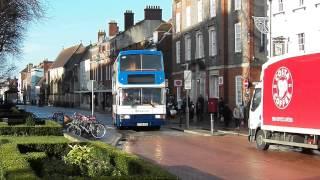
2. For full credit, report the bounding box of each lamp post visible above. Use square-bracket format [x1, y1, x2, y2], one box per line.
[89, 54, 101, 116]
[181, 63, 190, 129]
[269, 0, 272, 58]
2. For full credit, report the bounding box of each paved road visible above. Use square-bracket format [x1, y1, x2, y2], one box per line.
[123, 133, 320, 180]
[17, 105, 121, 144]
[18, 105, 113, 125]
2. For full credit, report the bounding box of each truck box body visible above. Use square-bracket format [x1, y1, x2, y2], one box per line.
[262, 53, 320, 135]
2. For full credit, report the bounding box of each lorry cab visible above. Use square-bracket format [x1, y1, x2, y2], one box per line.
[249, 52, 320, 151]
[249, 82, 262, 130]
[248, 82, 264, 144]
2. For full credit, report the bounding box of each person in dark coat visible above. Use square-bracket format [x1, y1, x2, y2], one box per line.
[218, 97, 225, 121]
[223, 105, 232, 128]
[196, 94, 205, 122]
[189, 101, 195, 121]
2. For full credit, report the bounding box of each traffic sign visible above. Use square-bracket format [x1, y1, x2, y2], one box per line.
[174, 80, 182, 87]
[243, 79, 249, 89]
[184, 70, 192, 90]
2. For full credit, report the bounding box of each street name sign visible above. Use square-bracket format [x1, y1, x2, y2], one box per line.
[184, 70, 192, 90]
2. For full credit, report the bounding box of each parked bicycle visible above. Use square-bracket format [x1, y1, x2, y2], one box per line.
[51, 111, 64, 124]
[66, 112, 106, 139]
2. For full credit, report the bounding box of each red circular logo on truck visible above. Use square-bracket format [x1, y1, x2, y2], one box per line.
[272, 67, 293, 109]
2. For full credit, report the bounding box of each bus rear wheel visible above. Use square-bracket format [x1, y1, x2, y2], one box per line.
[256, 130, 269, 150]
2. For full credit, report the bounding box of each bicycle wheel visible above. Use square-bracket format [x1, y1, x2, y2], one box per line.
[67, 125, 82, 137]
[90, 123, 106, 139]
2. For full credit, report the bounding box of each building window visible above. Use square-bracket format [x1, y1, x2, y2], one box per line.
[260, 33, 266, 52]
[100, 64, 103, 81]
[235, 76, 243, 105]
[298, 33, 305, 51]
[209, 28, 217, 56]
[176, 12, 181, 33]
[186, 6, 191, 27]
[278, 0, 284, 12]
[235, 0, 241, 10]
[176, 2, 181, 33]
[273, 41, 285, 56]
[234, 23, 242, 53]
[107, 65, 109, 81]
[198, 0, 203, 22]
[185, 35, 191, 61]
[176, 41, 181, 64]
[210, 0, 216, 17]
[196, 32, 204, 59]
[209, 75, 219, 98]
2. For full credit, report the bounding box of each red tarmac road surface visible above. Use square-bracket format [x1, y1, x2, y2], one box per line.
[123, 134, 320, 180]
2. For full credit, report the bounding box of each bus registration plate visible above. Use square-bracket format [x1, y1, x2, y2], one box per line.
[137, 123, 148, 126]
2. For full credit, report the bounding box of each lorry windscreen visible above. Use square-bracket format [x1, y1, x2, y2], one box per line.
[251, 88, 261, 111]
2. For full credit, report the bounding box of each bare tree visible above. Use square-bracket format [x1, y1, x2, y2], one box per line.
[0, 0, 45, 61]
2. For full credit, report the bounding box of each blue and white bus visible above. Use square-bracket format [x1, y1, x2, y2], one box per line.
[112, 50, 166, 129]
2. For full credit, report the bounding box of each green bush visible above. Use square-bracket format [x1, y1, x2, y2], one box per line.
[0, 136, 70, 179]
[0, 143, 37, 180]
[18, 143, 70, 157]
[10, 107, 20, 114]
[0, 137, 176, 179]
[41, 158, 80, 178]
[64, 144, 119, 177]
[89, 141, 176, 179]
[0, 120, 63, 136]
[25, 116, 36, 126]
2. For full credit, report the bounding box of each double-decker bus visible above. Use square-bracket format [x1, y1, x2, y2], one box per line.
[112, 50, 166, 129]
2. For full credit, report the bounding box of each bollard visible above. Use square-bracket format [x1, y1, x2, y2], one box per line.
[210, 113, 215, 134]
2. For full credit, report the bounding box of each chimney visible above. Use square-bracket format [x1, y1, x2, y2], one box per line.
[144, 6, 162, 20]
[124, 10, 134, 31]
[109, 20, 119, 37]
[98, 30, 106, 43]
[27, 63, 33, 72]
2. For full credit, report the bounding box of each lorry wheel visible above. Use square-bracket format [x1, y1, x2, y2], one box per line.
[301, 148, 313, 154]
[256, 130, 269, 150]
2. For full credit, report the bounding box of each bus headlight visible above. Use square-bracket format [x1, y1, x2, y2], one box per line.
[120, 115, 130, 119]
[155, 115, 165, 119]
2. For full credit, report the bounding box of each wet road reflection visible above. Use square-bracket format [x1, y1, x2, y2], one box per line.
[123, 134, 320, 180]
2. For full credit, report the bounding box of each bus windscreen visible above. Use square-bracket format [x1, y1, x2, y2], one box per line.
[120, 54, 163, 71]
[120, 88, 164, 106]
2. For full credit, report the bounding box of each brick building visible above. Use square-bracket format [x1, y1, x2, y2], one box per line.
[171, 0, 267, 119]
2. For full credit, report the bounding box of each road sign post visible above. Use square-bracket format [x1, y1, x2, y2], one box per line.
[87, 80, 97, 116]
[184, 70, 192, 129]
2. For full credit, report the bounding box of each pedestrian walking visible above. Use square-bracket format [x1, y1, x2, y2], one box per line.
[196, 94, 205, 122]
[239, 104, 245, 127]
[218, 97, 225, 122]
[189, 101, 195, 121]
[233, 105, 241, 129]
[223, 105, 231, 128]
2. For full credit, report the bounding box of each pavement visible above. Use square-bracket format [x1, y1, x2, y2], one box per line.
[164, 113, 249, 137]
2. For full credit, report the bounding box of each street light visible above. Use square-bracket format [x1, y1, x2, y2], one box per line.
[89, 55, 102, 116]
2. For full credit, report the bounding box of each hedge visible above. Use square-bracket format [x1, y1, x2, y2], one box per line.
[89, 141, 177, 179]
[0, 137, 177, 180]
[0, 136, 70, 179]
[0, 143, 37, 180]
[0, 120, 63, 136]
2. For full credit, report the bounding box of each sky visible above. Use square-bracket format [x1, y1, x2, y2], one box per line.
[13, 0, 172, 75]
